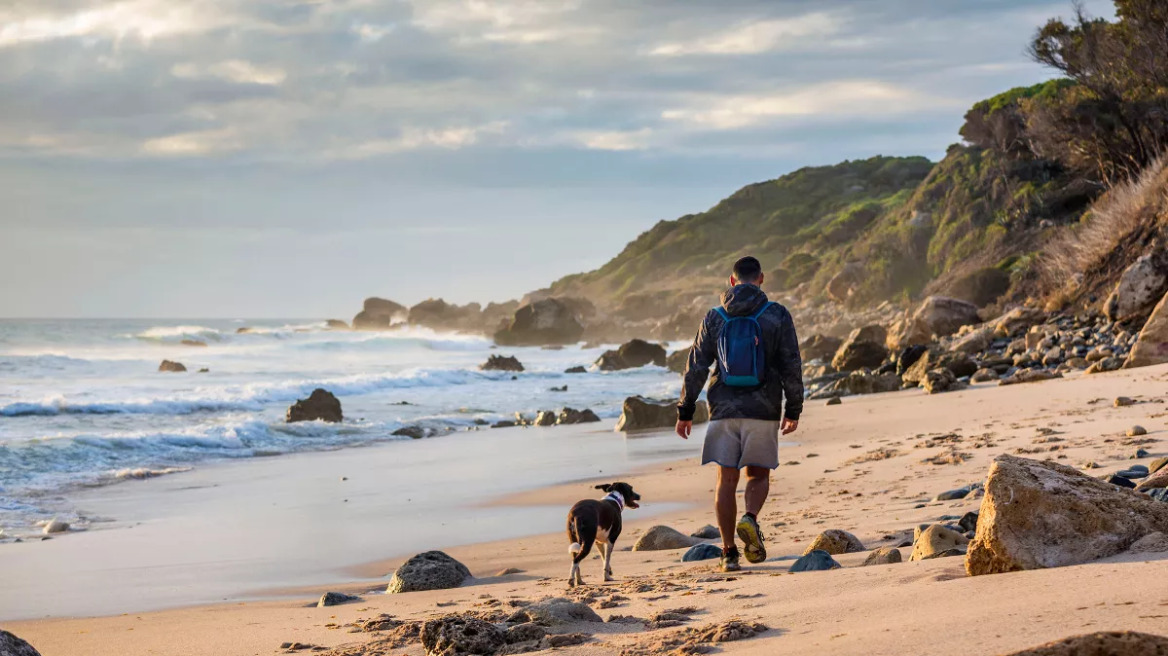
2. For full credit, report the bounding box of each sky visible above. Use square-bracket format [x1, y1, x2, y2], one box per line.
[1, 0, 1116, 319]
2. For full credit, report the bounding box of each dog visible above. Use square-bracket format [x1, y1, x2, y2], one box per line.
[566, 482, 641, 586]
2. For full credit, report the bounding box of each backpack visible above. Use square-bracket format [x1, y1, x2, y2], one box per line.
[713, 302, 774, 387]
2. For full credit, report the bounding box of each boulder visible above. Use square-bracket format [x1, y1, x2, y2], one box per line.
[480, 355, 524, 372]
[800, 334, 843, 362]
[831, 326, 889, 371]
[861, 547, 902, 566]
[1002, 631, 1168, 656]
[947, 267, 1011, 307]
[632, 525, 703, 551]
[804, 529, 864, 555]
[1126, 290, 1168, 368]
[616, 396, 708, 432]
[902, 351, 976, 385]
[1128, 532, 1168, 553]
[557, 408, 600, 425]
[971, 368, 1000, 383]
[408, 298, 482, 332]
[910, 525, 968, 561]
[911, 296, 981, 338]
[494, 299, 585, 346]
[895, 345, 929, 376]
[789, 550, 841, 572]
[826, 262, 864, 302]
[386, 551, 471, 593]
[533, 410, 557, 427]
[998, 370, 1062, 386]
[286, 389, 342, 423]
[949, 326, 993, 354]
[352, 297, 407, 330]
[325, 319, 349, 330]
[690, 524, 720, 539]
[420, 615, 505, 655]
[1104, 254, 1168, 322]
[507, 597, 603, 625]
[666, 349, 689, 374]
[682, 543, 723, 562]
[595, 339, 667, 371]
[886, 315, 931, 351]
[158, 360, 186, 372]
[923, 368, 966, 394]
[317, 591, 361, 607]
[966, 455, 1168, 576]
[0, 631, 41, 656]
[564, 366, 588, 374]
[393, 425, 426, 439]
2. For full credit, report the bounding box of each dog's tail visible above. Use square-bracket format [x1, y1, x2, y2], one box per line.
[569, 542, 582, 555]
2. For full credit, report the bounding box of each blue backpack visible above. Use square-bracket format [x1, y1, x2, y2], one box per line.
[713, 302, 774, 387]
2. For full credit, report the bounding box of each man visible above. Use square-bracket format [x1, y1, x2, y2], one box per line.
[676, 255, 803, 572]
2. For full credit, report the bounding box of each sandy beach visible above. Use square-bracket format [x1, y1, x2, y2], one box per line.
[9, 362, 1168, 656]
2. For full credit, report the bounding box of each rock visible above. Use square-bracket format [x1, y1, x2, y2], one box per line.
[911, 296, 981, 339]
[352, 297, 407, 330]
[992, 307, 1046, 337]
[325, 319, 349, 330]
[317, 591, 360, 607]
[1151, 457, 1168, 474]
[1115, 396, 1136, 407]
[1120, 465, 1152, 479]
[494, 298, 585, 346]
[557, 408, 600, 425]
[820, 371, 900, 397]
[393, 425, 427, 439]
[1104, 474, 1137, 489]
[966, 455, 1168, 575]
[615, 396, 707, 432]
[480, 355, 524, 372]
[934, 487, 970, 501]
[682, 543, 723, 562]
[832, 326, 889, 371]
[1135, 467, 1168, 492]
[1105, 254, 1168, 322]
[504, 623, 546, 644]
[595, 339, 667, 371]
[197, 368, 209, 373]
[958, 511, 979, 533]
[902, 351, 976, 385]
[895, 344, 929, 376]
[923, 368, 966, 394]
[1002, 631, 1168, 655]
[386, 551, 471, 593]
[826, 263, 864, 302]
[1126, 290, 1168, 368]
[0, 631, 41, 656]
[971, 368, 999, 382]
[949, 327, 993, 355]
[507, 597, 603, 625]
[43, 517, 69, 534]
[180, 339, 207, 347]
[665, 349, 689, 374]
[158, 360, 186, 372]
[286, 389, 342, 423]
[690, 524, 720, 539]
[1128, 532, 1168, 553]
[861, 547, 902, 566]
[910, 525, 968, 561]
[420, 615, 505, 655]
[826, 396, 842, 406]
[948, 267, 1011, 306]
[998, 370, 1062, 386]
[533, 410, 557, 427]
[1150, 488, 1168, 502]
[886, 315, 931, 351]
[633, 525, 704, 551]
[1134, 448, 1151, 459]
[1086, 356, 1124, 373]
[789, 549, 841, 572]
[800, 334, 843, 362]
[564, 366, 587, 374]
[804, 529, 865, 555]
[1128, 425, 1148, 437]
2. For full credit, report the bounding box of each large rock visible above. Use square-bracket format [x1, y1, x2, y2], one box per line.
[1003, 631, 1168, 655]
[0, 631, 41, 656]
[386, 551, 471, 593]
[682, 543, 723, 562]
[158, 360, 186, 372]
[826, 262, 865, 303]
[666, 349, 689, 374]
[832, 371, 900, 396]
[595, 339, 667, 371]
[421, 615, 505, 655]
[966, 455, 1168, 576]
[901, 350, 977, 386]
[615, 396, 707, 432]
[800, 334, 843, 362]
[1104, 254, 1168, 322]
[557, 408, 600, 425]
[480, 355, 524, 372]
[352, 297, 407, 330]
[804, 529, 864, 555]
[1126, 290, 1168, 368]
[408, 298, 483, 332]
[507, 597, 603, 625]
[632, 525, 704, 551]
[912, 296, 980, 338]
[949, 326, 994, 354]
[831, 325, 889, 371]
[494, 299, 585, 346]
[286, 388, 342, 423]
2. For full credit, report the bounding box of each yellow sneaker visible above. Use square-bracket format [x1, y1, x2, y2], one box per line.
[736, 514, 766, 564]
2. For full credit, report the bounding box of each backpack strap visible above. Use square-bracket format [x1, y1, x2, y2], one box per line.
[713, 306, 730, 321]
[750, 302, 775, 320]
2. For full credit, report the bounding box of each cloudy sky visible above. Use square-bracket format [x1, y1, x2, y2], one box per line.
[1, 0, 1113, 318]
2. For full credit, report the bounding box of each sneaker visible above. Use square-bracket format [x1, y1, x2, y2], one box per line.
[736, 514, 767, 563]
[720, 546, 742, 572]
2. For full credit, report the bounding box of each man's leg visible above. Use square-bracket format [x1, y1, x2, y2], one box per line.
[743, 466, 770, 517]
[715, 466, 741, 549]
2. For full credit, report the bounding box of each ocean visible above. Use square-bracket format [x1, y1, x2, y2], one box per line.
[0, 319, 684, 538]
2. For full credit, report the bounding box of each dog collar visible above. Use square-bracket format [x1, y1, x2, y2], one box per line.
[604, 491, 625, 510]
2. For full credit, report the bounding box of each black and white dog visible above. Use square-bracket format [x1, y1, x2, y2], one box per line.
[566, 482, 641, 586]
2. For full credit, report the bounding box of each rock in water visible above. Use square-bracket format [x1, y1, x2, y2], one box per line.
[862, 547, 902, 566]
[831, 325, 889, 371]
[910, 525, 968, 561]
[665, 349, 689, 374]
[421, 615, 505, 656]
[286, 389, 342, 423]
[804, 529, 865, 555]
[386, 551, 471, 593]
[480, 355, 524, 372]
[352, 297, 407, 330]
[682, 543, 723, 562]
[1127, 290, 1168, 368]
[632, 525, 703, 551]
[595, 338, 667, 371]
[493, 298, 584, 346]
[615, 396, 708, 432]
[0, 631, 42, 656]
[507, 597, 603, 625]
[1002, 631, 1168, 655]
[789, 550, 841, 572]
[158, 360, 186, 372]
[533, 410, 557, 427]
[564, 365, 588, 374]
[325, 319, 349, 330]
[43, 517, 69, 534]
[966, 455, 1168, 576]
[317, 591, 360, 607]
[557, 408, 600, 425]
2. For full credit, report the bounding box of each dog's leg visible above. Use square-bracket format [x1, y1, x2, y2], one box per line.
[603, 542, 615, 581]
[568, 562, 579, 587]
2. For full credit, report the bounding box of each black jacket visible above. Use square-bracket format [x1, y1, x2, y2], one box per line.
[677, 284, 804, 422]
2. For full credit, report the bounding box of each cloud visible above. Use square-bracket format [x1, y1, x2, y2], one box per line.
[171, 60, 287, 86]
[0, 1, 230, 47]
[647, 12, 841, 56]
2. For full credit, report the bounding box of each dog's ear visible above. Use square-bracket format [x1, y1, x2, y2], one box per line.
[594, 484, 612, 492]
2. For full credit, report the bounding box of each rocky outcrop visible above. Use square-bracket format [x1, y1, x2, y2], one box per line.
[408, 298, 482, 332]
[557, 408, 600, 424]
[804, 529, 864, 555]
[966, 455, 1168, 576]
[1003, 632, 1168, 655]
[325, 319, 349, 330]
[0, 631, 41, 656]
[666, 349, 689, 374]
[158, 360, 186, 372]
[494, 299, 585, 346]
[632, 525, 704, 551]
[1104, 254, 1168, 322]
[480, 355, 524, 372]
[595, 339, 667, 371]
[387, 551, 472, 593]
[800, 334, 843, 362]
[286, 389, 342, 423]
[615, 396, 708, 432]
[1126, 290, 1168, 368]
[831, 325, 889, 371]
[826, 262, 864, 303]
[421, 615, 505, 655]
[352, 297, 407, 330]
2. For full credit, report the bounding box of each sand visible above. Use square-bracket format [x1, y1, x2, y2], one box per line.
[8, 363, 1168, 655]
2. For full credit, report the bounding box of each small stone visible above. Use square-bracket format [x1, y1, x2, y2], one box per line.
[1128, 426, 1148, 437]
[804, 529, 864, 555]
[788, 549, 841, 572]
[1149, 489, 1168, 502]
[826, 397, 842, 406]
[317, 591, 361, 607]
[933, 487, 970, 501]
[1118, 465, 1150, 479]
[909, 525, 969, 561]
[1115, 396, 1136, 407]
[682, 543, 723, 562]
[861, 547, 902, 566]
[1104, 474, 1137, 489]
[1134, 448, 1151, 458]
[690, 525, 720, 539]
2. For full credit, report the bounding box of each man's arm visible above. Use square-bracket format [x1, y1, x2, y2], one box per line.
[774, 307, 804, 424]
[678, 311, 717, 422]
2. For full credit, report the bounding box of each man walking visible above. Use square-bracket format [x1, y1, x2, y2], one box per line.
[676, 256, 803, 572]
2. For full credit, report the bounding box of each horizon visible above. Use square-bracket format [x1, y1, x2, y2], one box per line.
[1, 0, 1115, 319]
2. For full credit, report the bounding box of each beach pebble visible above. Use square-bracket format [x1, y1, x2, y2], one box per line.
[825, 397, 842, 406]
[965, 487, 985, 500]
[958, 511, 979, 533]
[43, 518, 69, 534]
[1134, 447, 1151, 458]
[933, 487, 970, 501]
[682, 543, 723, 562]
[632, 525, 702, 551]
[910, 525, 968, 561]
[1104, 474, 1137, 489]
[317, 591, 361, 607]
[1128, 426, 1148, 437]
[690, 524, 720, 539]
[804, 529, 864, 555]
[788, 549, 841, 572]
[1115, 396, 1136, 407]
[1117, 465, 1149, 479]
[386, 551, 471, 594]
[861, 547, 902, 566]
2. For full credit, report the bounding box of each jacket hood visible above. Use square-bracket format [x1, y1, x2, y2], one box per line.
[719, 284, 769, 317]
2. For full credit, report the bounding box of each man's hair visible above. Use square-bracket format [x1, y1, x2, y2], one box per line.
[732, 256, 763, 283]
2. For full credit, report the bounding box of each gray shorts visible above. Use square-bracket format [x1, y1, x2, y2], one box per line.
[701, 418, 781, 470]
